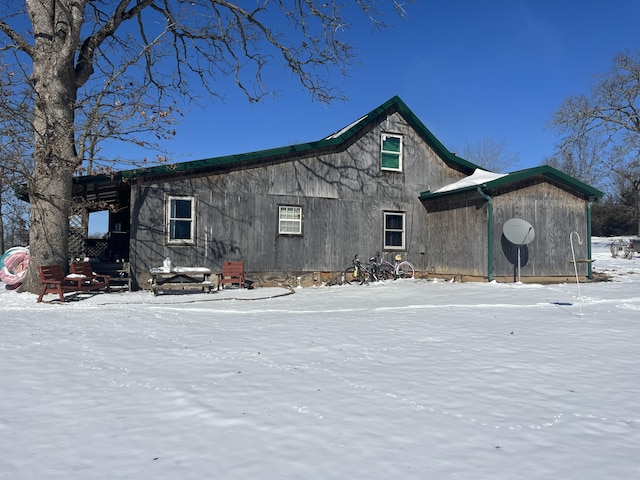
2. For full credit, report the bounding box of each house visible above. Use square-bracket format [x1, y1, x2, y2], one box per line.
[69, 96, 603, 289]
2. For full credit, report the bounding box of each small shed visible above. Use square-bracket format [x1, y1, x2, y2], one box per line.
[419, 166, 603, 282]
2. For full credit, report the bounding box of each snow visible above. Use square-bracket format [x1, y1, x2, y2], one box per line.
[149, 266, 213, 274]
[433, 168, 508, 193]
[1, 238, 639, 479]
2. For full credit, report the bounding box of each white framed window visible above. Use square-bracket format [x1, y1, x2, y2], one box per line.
[167, 195, 195, 244]
[381, 133, 403, 171]
[383, 211, 405, 249]
[278, 205, 302, 235]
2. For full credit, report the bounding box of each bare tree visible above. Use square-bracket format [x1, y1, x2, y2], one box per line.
[458, 137, 520, 173]
[0, 183, 30, 251]
[0, 62, 32, 255]
[0, 167, 5, 255]
[0, 147, 31, 254]
[552, 50, 640, 234]
[543, 132, 611, 192]
[0, 0, 410, 293]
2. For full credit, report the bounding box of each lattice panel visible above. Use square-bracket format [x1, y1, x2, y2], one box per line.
[69, 204, 88, 260]
[85, 239, 108, 259]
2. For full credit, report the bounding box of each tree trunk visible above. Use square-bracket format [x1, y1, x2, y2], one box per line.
[0, 192, 5, 255]
[19, 0, 84, 294]
[636, 185, 640, 237]
[19, 164, 75, 293]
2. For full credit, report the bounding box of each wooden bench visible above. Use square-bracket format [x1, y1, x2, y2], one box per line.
[70, 261, 112, 293]
[37, 265, 104, 303]
[218, 261, 245, 290]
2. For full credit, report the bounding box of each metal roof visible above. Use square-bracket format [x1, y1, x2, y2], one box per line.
[71, 95, 479, 195]
[419, 165, 604, 201]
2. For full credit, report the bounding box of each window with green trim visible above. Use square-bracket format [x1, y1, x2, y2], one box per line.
[381, 134, 403, 171]
[383, 211, 405, 249]
[167, 196, 195, 244]
[278, 206, 302, 235]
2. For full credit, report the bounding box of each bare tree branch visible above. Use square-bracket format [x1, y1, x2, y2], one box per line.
[458, 137, 520, 173]
[551, 49, 640, 234]
[0, 21, 33, 57]
[0, 0, 412, 293]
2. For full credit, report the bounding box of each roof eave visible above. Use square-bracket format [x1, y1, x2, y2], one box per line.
[419, 165, 605, 201]
[484, 165, 604, 199]
[419, 184, 481, 201]
[72, 95, 479, 185]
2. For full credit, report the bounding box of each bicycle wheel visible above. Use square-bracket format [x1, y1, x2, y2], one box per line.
[395, 261, 415, 279]
[379, 261, 395, 280]
[342, 266, 365, 284]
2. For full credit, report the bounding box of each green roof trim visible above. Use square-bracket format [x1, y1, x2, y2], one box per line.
[419, 165, 604, 201]
[73, 95, 478, 187]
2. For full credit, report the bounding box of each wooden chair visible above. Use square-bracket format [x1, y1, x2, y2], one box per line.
[37, 265, 90, 303]
[218, 261, 245, 290]
[70, 261, 111, 293]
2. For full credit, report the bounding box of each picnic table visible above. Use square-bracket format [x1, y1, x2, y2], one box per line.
[150, 266, 216, 295]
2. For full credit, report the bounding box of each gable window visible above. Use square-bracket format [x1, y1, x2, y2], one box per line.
[279, 205, 302, 235]
[381, 133, 403, 171]
[167, 196, 195, 244]
[383, 212, 405, 249]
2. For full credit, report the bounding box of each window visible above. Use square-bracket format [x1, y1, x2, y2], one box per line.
[279, 206, 302, 235]
[381, 133, 402, 171]
[384, 212, 405, 249]
[167, 196, 195, 244]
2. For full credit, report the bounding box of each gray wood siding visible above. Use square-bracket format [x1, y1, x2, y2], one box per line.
[492, 181, 590, 278]
[128, 111, 461, 287]
[420, 180, 591, 280]
[422, 192, 488, 276]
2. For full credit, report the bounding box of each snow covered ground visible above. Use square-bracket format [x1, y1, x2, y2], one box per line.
[1, 238, 639, 479]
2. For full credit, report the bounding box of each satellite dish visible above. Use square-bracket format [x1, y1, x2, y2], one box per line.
[503, 218, 535, 245]
[502, 218, 535, 283]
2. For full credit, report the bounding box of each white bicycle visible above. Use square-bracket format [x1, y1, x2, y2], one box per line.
[379, 252, 415, 280]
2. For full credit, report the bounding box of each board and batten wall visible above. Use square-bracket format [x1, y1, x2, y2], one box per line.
[420, 178, 592, 281]
[491, 179, 591, 279]
[421, 191, 489, 277]
[128, 111, 467, 288]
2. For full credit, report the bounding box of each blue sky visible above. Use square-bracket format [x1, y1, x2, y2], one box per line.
[91, 0, 639, 232]
[116, 0, 640, 172]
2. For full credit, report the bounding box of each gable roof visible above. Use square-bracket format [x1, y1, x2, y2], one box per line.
[419, 165, 604, 201]
[73, 95, 478, 192]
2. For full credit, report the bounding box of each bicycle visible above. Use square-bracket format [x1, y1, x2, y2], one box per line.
[341, 254, 367, 284]
[372, 251, 395, 280]
[341, 253, 408, 285]
[341, 254, 390, 284]
[380, 252, 415, 279]
[370, 252, 395, 281]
